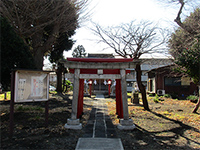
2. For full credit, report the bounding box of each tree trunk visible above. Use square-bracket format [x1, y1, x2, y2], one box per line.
[192, 85, 200, 113]
[174, 0, 197, 35]
[193, 98, 200, 113]
[63, 73, 66, 92]
[33, 48, 44, 70]
[32, 33, 45, 70]
[56, 63, 63, 93]
[135, 64, 150, 111]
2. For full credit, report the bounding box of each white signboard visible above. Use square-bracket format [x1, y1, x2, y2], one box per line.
[14, 70, 50, 102]
[18, 79, 26, 100]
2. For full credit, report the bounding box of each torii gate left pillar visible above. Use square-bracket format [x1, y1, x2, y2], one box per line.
[64, 68, 82, 129]
[62, 58, 139, 130]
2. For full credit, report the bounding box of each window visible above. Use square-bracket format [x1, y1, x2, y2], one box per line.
[148, 78, 155, 92]
[164, 77, 181, 86]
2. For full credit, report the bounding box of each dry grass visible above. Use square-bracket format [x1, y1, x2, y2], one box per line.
[107, 95, 200, 149]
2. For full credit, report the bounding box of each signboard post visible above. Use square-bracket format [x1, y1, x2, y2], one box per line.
[9, 70, 50, 138]
[9, 71, 15, 138]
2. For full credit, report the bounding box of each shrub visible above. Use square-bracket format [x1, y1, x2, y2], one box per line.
[154, 98, 159, 103]
[163, 94, 172, 98]
[186, 95, 198, 103]
[148, 93, 155, 97]
[65, 80, 71, 85]
[170, 93, 179, 99]
[153, 94, 160, 103]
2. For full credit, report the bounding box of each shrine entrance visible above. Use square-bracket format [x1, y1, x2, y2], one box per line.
[61, 58, 139, 130]
[93, 79, 108, 94]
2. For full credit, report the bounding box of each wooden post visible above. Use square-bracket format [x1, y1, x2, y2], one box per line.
[89, 84, 92, 97]
[77, 79, 84, 118]
[88, 79, 92, 97]
[116, 79, 119, 117]
[108, 79, 111, 96]
[108, 84, 111, 96]
[4, 92, 7, 100]
[45, 101, 49, 127]
[9, 71, 15, 138]
[116, 79, 123, 118]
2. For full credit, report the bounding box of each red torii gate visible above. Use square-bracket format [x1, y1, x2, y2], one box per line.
[62, 58, 139, 130]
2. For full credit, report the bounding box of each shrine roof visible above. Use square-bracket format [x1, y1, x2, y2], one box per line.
[67, 58, 134, 62]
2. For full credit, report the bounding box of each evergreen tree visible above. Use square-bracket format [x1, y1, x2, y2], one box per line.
[168, 8, 200, 113]
[0, 17, 35, 90]
[48, 31, 75, 93]
[72, 45, 86, 58]
[168, 8, 200, 84]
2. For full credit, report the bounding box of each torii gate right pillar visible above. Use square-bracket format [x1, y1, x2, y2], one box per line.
[117, 69, 135, 130]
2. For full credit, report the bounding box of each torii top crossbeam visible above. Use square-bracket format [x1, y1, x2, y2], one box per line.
[61, 58, 140, 80]
[62, 58, 139, 69]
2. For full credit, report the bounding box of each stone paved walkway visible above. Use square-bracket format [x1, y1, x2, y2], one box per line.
[83, 94, 117, 138]
[75, 94, 124, 150]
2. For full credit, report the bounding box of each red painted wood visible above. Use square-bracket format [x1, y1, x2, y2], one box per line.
[69, 69, 121, 74]
[77, 80, 81, 118]
[116, 79, 120, 118]
[108, 79, 112, 96]
[88, 79, 92, 97]
[103, 69, 120, 74]
[69, 69, 130, 75]
[126, 70, 131, 74]
[80, 80, 84, 118]
[70, 69, 98, 74]
[77, 79, 84, 118]
[67, 58, 133, 62]
[89, 84, 92, 97]
[81, 69, 97, 74]
[116, 79, 123, 118]
[108, 85, 111, 96]
[69, 68, 74, 74]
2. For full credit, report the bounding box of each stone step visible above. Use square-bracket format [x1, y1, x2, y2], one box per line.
[95, 94, 105, 99]
[75, 138, 124, 150]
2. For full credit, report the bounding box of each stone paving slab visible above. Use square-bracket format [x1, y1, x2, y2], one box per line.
[75, 138, 124, 150]
[78, 94, 123, 149]
[95, 94, 105, 99]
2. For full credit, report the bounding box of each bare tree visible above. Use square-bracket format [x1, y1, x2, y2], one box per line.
[91, 21, 168, 111]
[174, 0, 196, 34]
[158, 0, 199, 35]
[0, 0, 89, 69]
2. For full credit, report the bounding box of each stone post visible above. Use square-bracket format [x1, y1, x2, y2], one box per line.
[120, 69, 129, 120]
[64, 69, 82, 129]
[117, 69, 135, 130]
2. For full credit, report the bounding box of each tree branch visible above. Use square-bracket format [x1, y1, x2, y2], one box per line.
[174, 0, 197, 35]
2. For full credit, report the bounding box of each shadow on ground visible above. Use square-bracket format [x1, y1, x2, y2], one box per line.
[117, 109, 200, 150]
